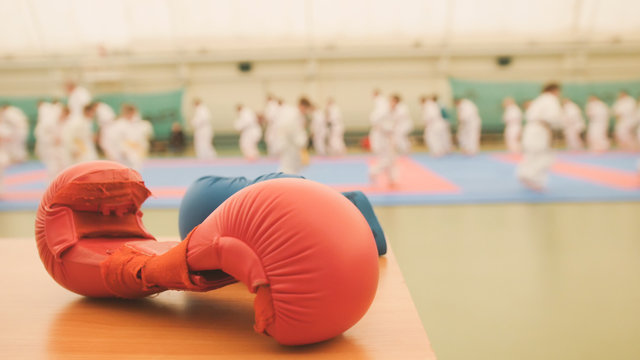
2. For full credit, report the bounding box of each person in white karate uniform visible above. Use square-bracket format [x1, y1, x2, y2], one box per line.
[561, 98, 586, 151]
[110, 104, 153, 171]
[191, 99, 216, 160]
[0, 113, 15, 195]
[326, 98, 346, 156]
[65, 81, 92, 117]
[35, 101, 54, 163]
[263, 95, 281, 156]
[585, 96, 611, 152]
[502, 97, 523, 153]
[47, 107, 73, 180]
[516, 83, 563, 190]
[234, 104, 262, 161]
[369, 90, 390, 155]
[35, 101, 66, 179]
[612, 91, 638, 150]
[63, 104, 98, 164]
[369, 96, 399, 186]
[421, 95, 452, 157]
[1, 105, 29, 163]
[390, 94, 413, 155]
[92, 102, 117, 160]
[273, 98, 310, 174]
[310, 104, 327, 156]
[455, 98, 482, 155]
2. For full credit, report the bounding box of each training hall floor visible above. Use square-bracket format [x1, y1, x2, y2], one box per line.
[1, 150, 639, 360]
[1, 150, 639, 211]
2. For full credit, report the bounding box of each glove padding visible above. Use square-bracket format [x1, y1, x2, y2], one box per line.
[179, 173, 387, 255]
[35, 161, 379, 345]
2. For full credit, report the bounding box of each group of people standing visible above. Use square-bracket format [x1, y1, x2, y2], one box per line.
[368, 90, 482, 185]
[32, 82, 153, 182]
[502, 90, 640, 155]
[189, 95, 347, 173]
[0, 105, 29, 193]
[502, 88, 640, 190]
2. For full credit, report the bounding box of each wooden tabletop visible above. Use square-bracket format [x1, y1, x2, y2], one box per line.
[0, 238, 436, 359]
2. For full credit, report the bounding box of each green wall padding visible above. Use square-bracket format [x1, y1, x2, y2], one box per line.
[0, 88, 184, 147]
[449, 78, 640, 132]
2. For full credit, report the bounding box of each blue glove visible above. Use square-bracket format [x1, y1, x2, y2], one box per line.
[178, 173, 387, 255]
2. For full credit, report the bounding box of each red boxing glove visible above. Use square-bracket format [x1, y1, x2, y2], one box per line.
[35, 161, 379, 345]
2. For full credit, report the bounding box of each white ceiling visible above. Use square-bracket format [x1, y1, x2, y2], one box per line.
[1, 0, 639, 57]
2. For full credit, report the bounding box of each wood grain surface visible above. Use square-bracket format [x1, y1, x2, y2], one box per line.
[0, 238, 435, 359]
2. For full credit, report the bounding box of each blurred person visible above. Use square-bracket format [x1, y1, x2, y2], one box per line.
[612, 91, 638, 150]
[326, 98, 346, 156]
[390, 94, 413, 154]
[63, 104, 98, 164]
[0, 114, 13, 194]
[45, 107, 72, 180]
[502, 97, 523, 153]
[517, 83, 563, 190]
[234, 104, 262, 161]
[263, 94, 281, 156]
[455, 98, 482, 155]
[65, 81, 92, 117]
[585, 96, 611, 152]
[561, 98, 586, 151]
[1, 104, 29, 163]
[369, 95, 399, 187]
[191, 98, 216, 159]
[421, 95, 452, 157]
[35, 102, 64, 178]
[369, 89, 390, 155]
[169, 122, 186, 154]
[637, 97, 640, 146]
[273, 97, 310, 174]
[92, 102, 117, 160]
[110, 104, 153, 171]
[35, 100, 55, 162]
[310, 104, 327, 155]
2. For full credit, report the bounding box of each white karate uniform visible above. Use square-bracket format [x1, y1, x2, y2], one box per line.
[2, 106, 29, 163]
[586, 99, 611, 152]
[503, 104, 523, 153]
[311, 109, 327, 156]
[0, 118, 14, 194]
[111, 117, 153, 170]
[562, 101, 586, 151]
[35, 102, 55, 163]
[391, 102, 413, 155]
[326, 103, 346, 156]
[273, 105, 307, 174]
[516, 92, 562, 189]
[456, 99, 482, 155]
[422, 99, 452, 156]
[234, 106, 262, 160]
[95, 103, 117, 160]
[62, 114, 97, 164]
[67, 86, 92, 117]
[369, 95, 390, 154]
[264, 100, 280, 156]
[47, 116, 71, 180]
[369, 105, 398, 183]
[191, 104, 216, 159]
[612, 96, 638, 150]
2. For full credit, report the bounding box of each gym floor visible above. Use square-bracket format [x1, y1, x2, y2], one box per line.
[1, 146, 639, 360]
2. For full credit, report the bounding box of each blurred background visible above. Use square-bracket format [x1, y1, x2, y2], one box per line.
[1, 0, 639, 144]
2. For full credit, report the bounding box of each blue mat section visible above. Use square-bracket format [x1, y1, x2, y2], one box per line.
[1, 152, 639, 211]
